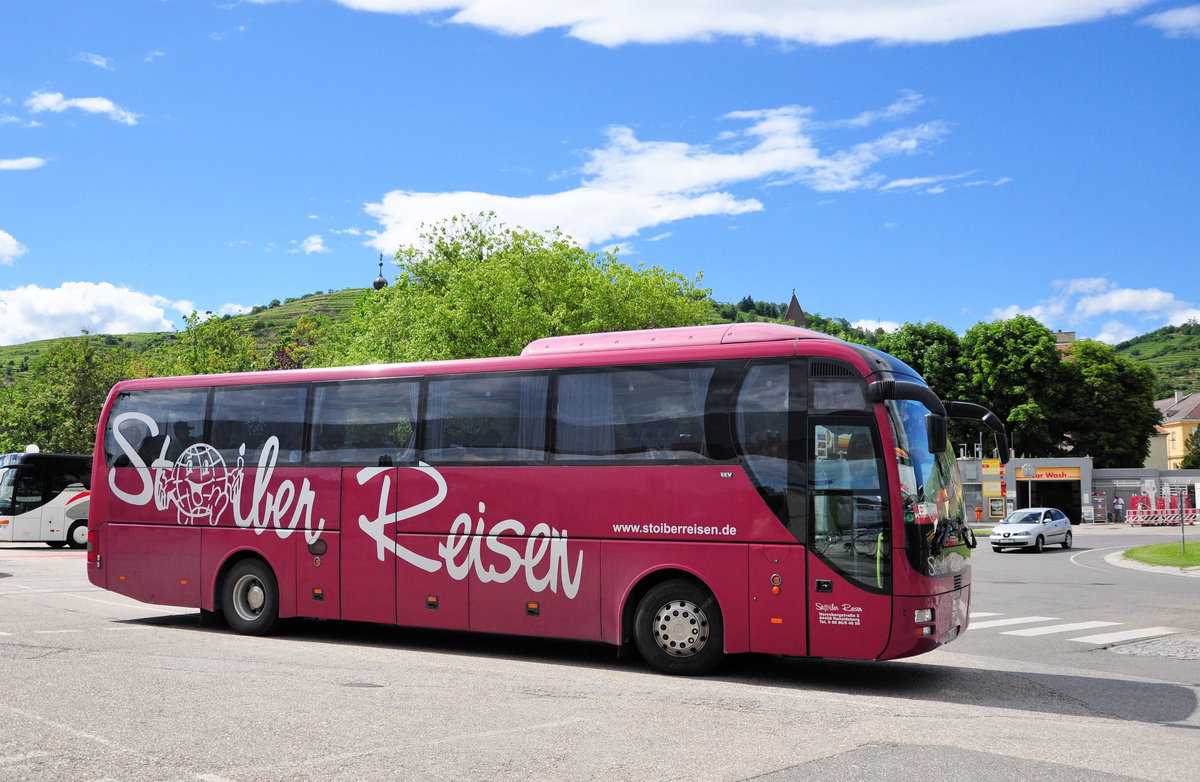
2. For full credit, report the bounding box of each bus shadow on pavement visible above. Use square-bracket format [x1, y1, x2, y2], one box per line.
[720, 654, 1198, 727]
[114, 612, 1196, 727]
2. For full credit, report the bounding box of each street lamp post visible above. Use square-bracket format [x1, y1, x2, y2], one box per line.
[1021, 463, 1036, 508]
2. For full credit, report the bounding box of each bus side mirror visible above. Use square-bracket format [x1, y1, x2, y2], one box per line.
[926, 414, 947, 454]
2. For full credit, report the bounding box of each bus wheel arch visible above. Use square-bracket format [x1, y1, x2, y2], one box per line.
[218, 556, 280, 636]
[626, 572, 725, 676]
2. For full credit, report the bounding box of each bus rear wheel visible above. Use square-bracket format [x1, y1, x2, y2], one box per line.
[222, 559, 279, 636]
[633, 579, 724, 676]
[66, 522, 88, 549]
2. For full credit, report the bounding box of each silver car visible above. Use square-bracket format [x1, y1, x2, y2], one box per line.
[989, 507, 1073, 553]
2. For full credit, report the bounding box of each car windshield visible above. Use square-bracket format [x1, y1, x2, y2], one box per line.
[1002, 511, 1042, 524]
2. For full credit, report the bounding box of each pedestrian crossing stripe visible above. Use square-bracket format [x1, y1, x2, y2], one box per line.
[967, 614, 1187, 644]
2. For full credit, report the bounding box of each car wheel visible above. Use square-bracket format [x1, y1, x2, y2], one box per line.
[1033, 535, 1044, 553]
[1061, 530, 1072, 550]
[633, 579, 724, 676]
[222, 559, 279, 636]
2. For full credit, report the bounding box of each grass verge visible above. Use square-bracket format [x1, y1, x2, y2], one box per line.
[1124, 541, 1200, 568]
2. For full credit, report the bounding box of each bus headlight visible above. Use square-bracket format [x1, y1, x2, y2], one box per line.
[914, 608, 934, 623]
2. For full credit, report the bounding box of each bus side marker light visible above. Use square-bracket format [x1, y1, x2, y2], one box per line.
[771, 618, 783, 624]
[313, 588, 324, 601]
[526, 602, 540, 617]
[180, 579, 188, 586]
[119, 575, 126, 581]
[426, 595, 438, 610]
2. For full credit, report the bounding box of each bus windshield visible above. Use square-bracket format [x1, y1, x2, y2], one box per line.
[886, 399, 965, 529]
[0, 467, 14, 515]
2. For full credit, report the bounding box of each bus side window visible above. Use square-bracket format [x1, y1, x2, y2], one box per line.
[424, 374, 548, 463]
[104, 389, 207, 468]
[210, 385, 308, 465]
[555, 366, 714, 461]
[310, 379, 419, 466]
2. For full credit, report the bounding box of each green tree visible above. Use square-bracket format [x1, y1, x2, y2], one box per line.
[1179, 427, 1200, 470]
[0, 333, 134, 453]
[875, 322, 965, 404]
[333, 213, 711, 364]
[961, 316, 1065, 457]
[1058, 340, 1161, 467]
[151, 311, 262, 376]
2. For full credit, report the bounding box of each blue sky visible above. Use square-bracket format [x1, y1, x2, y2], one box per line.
[2, 1, 1198, 347]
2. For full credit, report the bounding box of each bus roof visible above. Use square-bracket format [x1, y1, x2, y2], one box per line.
[521, 323, 839, 356]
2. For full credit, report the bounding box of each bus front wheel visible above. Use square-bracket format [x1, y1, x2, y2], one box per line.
[222, 559, 279, 636]
[633, 579, 724, 676]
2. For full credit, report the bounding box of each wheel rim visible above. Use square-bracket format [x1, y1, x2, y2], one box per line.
[232, 573, 266, 621]
[651, 599, 710, 657]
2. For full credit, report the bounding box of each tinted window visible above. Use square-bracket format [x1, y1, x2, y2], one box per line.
[210, 384, 308, 465]
[425, 374, 548, 463]
[811, 420, 890, 591]
[811, 378, 869, 414]
[735, 363, 790, 499]
[105, 388, 208, 468]
[555, 366, 715, 461]
[310, 379, 418, 466]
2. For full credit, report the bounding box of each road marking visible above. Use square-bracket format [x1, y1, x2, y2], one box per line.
[66, 593, 194, 614]
[967, 616, 1057, 630]
[968, 612, 1003, 618]
[33, 629, 83, 635]
[1069, 627, 1186, 644]
[1003, 620, 1122, 637]
[0, 750, 49, 765]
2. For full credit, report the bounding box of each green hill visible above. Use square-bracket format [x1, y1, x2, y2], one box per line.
[0, 288, 367, 381]
[1114, 322, 1200, 396]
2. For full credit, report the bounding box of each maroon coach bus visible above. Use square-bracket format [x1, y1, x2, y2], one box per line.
[87, 323, 1006, 675]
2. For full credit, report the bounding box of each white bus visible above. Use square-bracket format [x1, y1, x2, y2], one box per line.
[0, 452, 92, 548]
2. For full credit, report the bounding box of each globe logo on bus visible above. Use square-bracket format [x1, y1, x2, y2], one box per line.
[154, 442, 243, 526]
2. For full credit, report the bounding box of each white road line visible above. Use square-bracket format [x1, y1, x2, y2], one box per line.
[967, 616, 1057, 630]
[1002, 620, 1121, 637]
[1069, 627, 1186, 644]
[0, 750, 49, 765]
[66, 593, 194, 614]
[968, 612, 1003, 618]
[33, 629, 83, 635]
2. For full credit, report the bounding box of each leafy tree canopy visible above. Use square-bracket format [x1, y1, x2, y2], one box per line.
[332, 213, 711, 364]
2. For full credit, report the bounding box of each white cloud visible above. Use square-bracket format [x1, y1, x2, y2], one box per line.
[0, 157, 47, 171]
[25, 91, 139, 125]
[0, 230, 28, 265]
[992, 277, 1198, 343]
[218, 302, 253, 316]
[1095, 320, 1140, 344]
[0, 283, 192, 346]
[145, 50, 166, 63]
[1073, 286, 1178, 318]
[332, 1, 1153, 46]
[75, 52, 114, 70]
[291, 234, 330, 254]
[366, 101, 948, 252]
[1140, 4, 1200, 37]
[852, 319, 901, 333]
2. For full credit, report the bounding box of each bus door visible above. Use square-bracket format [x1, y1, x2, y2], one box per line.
[9, 466, 48, 541]
[806, 410, 893, 660]
[735, 362, 808, 655]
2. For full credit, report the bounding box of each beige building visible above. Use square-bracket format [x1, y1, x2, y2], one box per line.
[1157, 391, 1200, 469]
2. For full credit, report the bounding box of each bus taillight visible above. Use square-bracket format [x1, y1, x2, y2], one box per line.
[86, 529, 98, 565]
